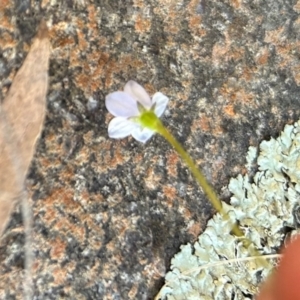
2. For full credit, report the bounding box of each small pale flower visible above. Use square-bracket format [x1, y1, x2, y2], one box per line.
[105, 80, 169, 143]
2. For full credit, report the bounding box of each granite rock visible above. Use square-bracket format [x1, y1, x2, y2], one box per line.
[0, 0, 300, 299]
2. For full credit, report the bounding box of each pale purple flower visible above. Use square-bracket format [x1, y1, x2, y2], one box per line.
[105, 80, 169, 143]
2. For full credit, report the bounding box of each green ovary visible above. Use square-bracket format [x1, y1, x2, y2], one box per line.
[139, 110, 161, 132]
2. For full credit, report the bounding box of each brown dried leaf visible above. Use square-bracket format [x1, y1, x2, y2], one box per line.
[0, 21, 50, 237]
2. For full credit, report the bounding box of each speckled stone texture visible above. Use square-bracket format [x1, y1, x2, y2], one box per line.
[0, 0, 300, 299]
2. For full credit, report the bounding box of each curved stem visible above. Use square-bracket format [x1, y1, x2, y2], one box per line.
[154, 119, 269, 267]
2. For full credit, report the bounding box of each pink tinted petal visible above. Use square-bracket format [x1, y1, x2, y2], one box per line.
[108, 117, 138, 139]
[131, 127, 154, 143]
[106, 91, 139, 117]
[152, 92, 169, 117]
[124, 80, 152, 109]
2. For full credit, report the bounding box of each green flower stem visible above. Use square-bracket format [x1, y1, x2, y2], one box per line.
[156, 120, 241, 234]
[140, 111, 269, 267]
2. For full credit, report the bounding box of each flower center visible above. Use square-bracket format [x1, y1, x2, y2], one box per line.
[139, 110, 160, 131]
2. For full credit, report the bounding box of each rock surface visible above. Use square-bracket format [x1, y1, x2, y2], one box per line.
[0, 0, 300, 299]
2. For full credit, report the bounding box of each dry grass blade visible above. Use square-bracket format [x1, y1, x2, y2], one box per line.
[0, 20, 50, 300]
[0, 20, 50, 237]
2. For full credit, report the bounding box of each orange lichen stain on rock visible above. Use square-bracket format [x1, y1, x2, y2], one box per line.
[60, 192, 82, 211]
[120, 53, 144, 69]
[144, 83, 156, 96]
[104, 54, 143, 88]
[278, 44, 300, 78]
[133, 153, 143, 165]
[135, 14, 151, 33]
[54, 218, 86, 242]
[54, 36, 74, 49]
[50, 237, 67, 261]
[70, 47, 81, 67]
[52, 266, 68, 286]
[77, 28, 89, 51]
[94, 51, 110, 72]
[237, 88, 254, 105]
[211, 124, 224, 136]
[230, 0, 241, 9]
[102, 262, 118, 282]
[212, 42, 228, 64]
[76, 145, 90, 164]
[277, 44, 293, 63]
[45, 188, 80, 211]
[255, 47, 269, 65]
[0, 31, 16, 49]
[166, 152, 179, 177]
[168, 24, 180, 35]
[189, 15, 206, 36]
[114, 31, 122, 44]
[22, 41, 31, 53]
[212, 33, 244, 65]
[42, 207, 58, 224]
[105, 239, 117, 254]
[228, 46, 244, 62]
[87, 236, 102, 252]
[89, 52, 111, 91]
[181, 206, 192, 220]
[128, 284, 139, 299]
[144, 167, 162, 190]
[112, 217, 129, 238]
[187, 0, 199, 11]
[109, 146, 130, 169]
[84, 213, 103, 230]
[187, 0, 204, 34]
[294, 17, 300, 31]
[264, 27, 285, 45]
[138, 256, 148, 265]
[163, 185, 177, 204]
[220, 83, 254, 107]
[49, 22, 75, 49]
[41, 0, 50, 9]
[240, 66, 256, 82]
[59, 166, 76, 184]
[223, 104, 236, 117]
[83, 130, 95, 145]
[291, 65, 300, 86]
[32, 260, 41, 272]
[87, 4, 99, 36]
[92, 144, 111, 171]
[0, 14, 15, 32]
[275, 41, 300, 85]
[155, 0, 181, 34]
[74, 38, 144, 92]
[45, 132, 64, 156]
[264, 26, 300, 84]
[133, 0, 144, 7]
[74, 72, 92, 93]
[192, 114, 211, 133]
[189, 14, 201, 29]
[212, 156, 226, 177]
[0, 0, 10, 9]
[175, 89, 189, 102]
[76, 190, 91, 207]
[167, 10, 181, 34]
[294, 0, 300, 12]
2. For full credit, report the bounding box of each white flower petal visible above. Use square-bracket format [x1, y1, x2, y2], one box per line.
[152, 92, 169, 117]
[124, 80, 152, 109]
[131, 127, 154, 143]
[108, 117, 139, 139]
[106, 91, 139, 117]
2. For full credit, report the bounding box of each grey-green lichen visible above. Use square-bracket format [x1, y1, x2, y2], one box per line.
[156, 121, 300, 300]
